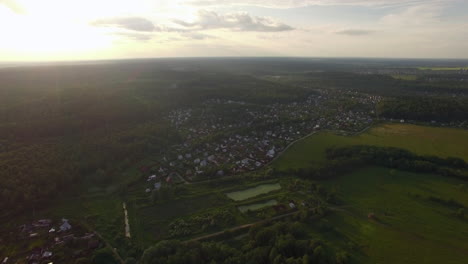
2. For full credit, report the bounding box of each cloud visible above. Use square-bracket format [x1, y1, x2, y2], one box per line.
[173, 10, 294, 32]
[0, 0, 24, 13]
[91, 17, 156, 32]
[182, 32, 215, 40]
[183, 0, 448, 9]
[114, 32, 154, 41]
[335, 29, 375, 36]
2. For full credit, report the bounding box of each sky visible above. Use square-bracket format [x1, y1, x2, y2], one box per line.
[0, 0, 467, 61]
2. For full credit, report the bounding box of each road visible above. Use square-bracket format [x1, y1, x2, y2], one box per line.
[123, 202, 131, 238]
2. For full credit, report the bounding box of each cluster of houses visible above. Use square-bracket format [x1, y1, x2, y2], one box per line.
[2, 219, 100, 264]
[143, 91, 379, 192]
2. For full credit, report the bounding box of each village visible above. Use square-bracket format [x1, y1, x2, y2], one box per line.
[1, 218, 102, 264]
[141, 90, 381, 192]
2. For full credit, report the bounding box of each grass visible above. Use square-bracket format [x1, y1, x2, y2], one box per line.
[226, 183, 281, 201]
[270, 123, 468, 263]
[238, 199, 278, 213]
[273, 123, 468, 171]
[391, 74, 418, 80]
[323, 167, 468, 264]
[131, 193, 231, 245]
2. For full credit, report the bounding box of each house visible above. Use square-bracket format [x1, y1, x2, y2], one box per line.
[49, 228, 56, 233]
[154, 182, 162, 190]
[60, 219, 71, 232]
[33, 219, 52, 228]
[147, 175, 157, 182]
[289, 202, 296, 209]
[166, 176, 173, 184]
[266, 148, 275, 158]
[42, 251, 53, 258]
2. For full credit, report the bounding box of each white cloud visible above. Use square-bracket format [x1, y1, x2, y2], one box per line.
[91, 17, 156, 32]
[335, 29, 375, 36]
[183, 0, 449, 9]
[173, 10, 294, 32]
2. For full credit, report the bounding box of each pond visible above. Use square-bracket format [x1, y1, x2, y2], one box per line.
[226, 183, 281, 201]
[238, 199, 278, 213]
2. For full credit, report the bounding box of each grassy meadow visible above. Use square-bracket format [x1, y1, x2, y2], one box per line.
[323, 167, 468, 264]
[271, 123, 468, 263]
[273, 123, 468, 171]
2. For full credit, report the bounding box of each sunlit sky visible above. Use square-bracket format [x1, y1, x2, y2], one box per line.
[1, 0, 467, 61]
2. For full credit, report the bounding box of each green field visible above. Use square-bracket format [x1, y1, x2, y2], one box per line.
[226, 183, 281, 201]
[273, 123, 468, 171]
[271, 123, 468, 264]
[391, 74, 418, 80]
[323, 167, 468, 264]
[238, 199, 278, 213]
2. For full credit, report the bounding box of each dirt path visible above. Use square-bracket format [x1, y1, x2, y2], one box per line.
[186, 210, 299, 243]
[123, 202, 131, 238]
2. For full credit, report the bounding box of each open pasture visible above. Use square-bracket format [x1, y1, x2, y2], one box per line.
[323, 166, 468, 264]
[273, 123, 468, 170]
[226, 183, 281, 201]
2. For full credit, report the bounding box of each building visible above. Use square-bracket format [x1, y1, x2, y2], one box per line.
[60, 219, 72, 232]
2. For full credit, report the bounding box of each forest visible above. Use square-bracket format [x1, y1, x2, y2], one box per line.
[377, 97, 468, 122]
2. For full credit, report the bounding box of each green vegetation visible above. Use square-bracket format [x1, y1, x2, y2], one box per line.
[377, 97, 468, 122]
[323, 167, 468, 264]
[2, 59, 468, 263]
[391, 74, 417, 80]
[238, 199, 278, 213]
[226, 183, 281, 201]
[273, 123, 468, 171]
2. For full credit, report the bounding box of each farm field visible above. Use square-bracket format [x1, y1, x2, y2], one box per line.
[391, 74, 417, 80]
[322, 166, 468, 264]
[273, 123, 468, 171]
[226, 183, 281, 201]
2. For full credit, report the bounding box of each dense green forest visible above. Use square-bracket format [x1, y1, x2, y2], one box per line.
[0, 63, 314, 216]
[377, 97, 468, 122]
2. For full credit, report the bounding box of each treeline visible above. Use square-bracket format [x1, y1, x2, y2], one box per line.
[140, 220, 350, 264]
[296, 72, 468, 96]
[377, 97, 468, 122]
[325, 145, 467, 180]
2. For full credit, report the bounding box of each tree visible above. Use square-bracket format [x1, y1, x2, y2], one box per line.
[91, 248, 118, 264]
